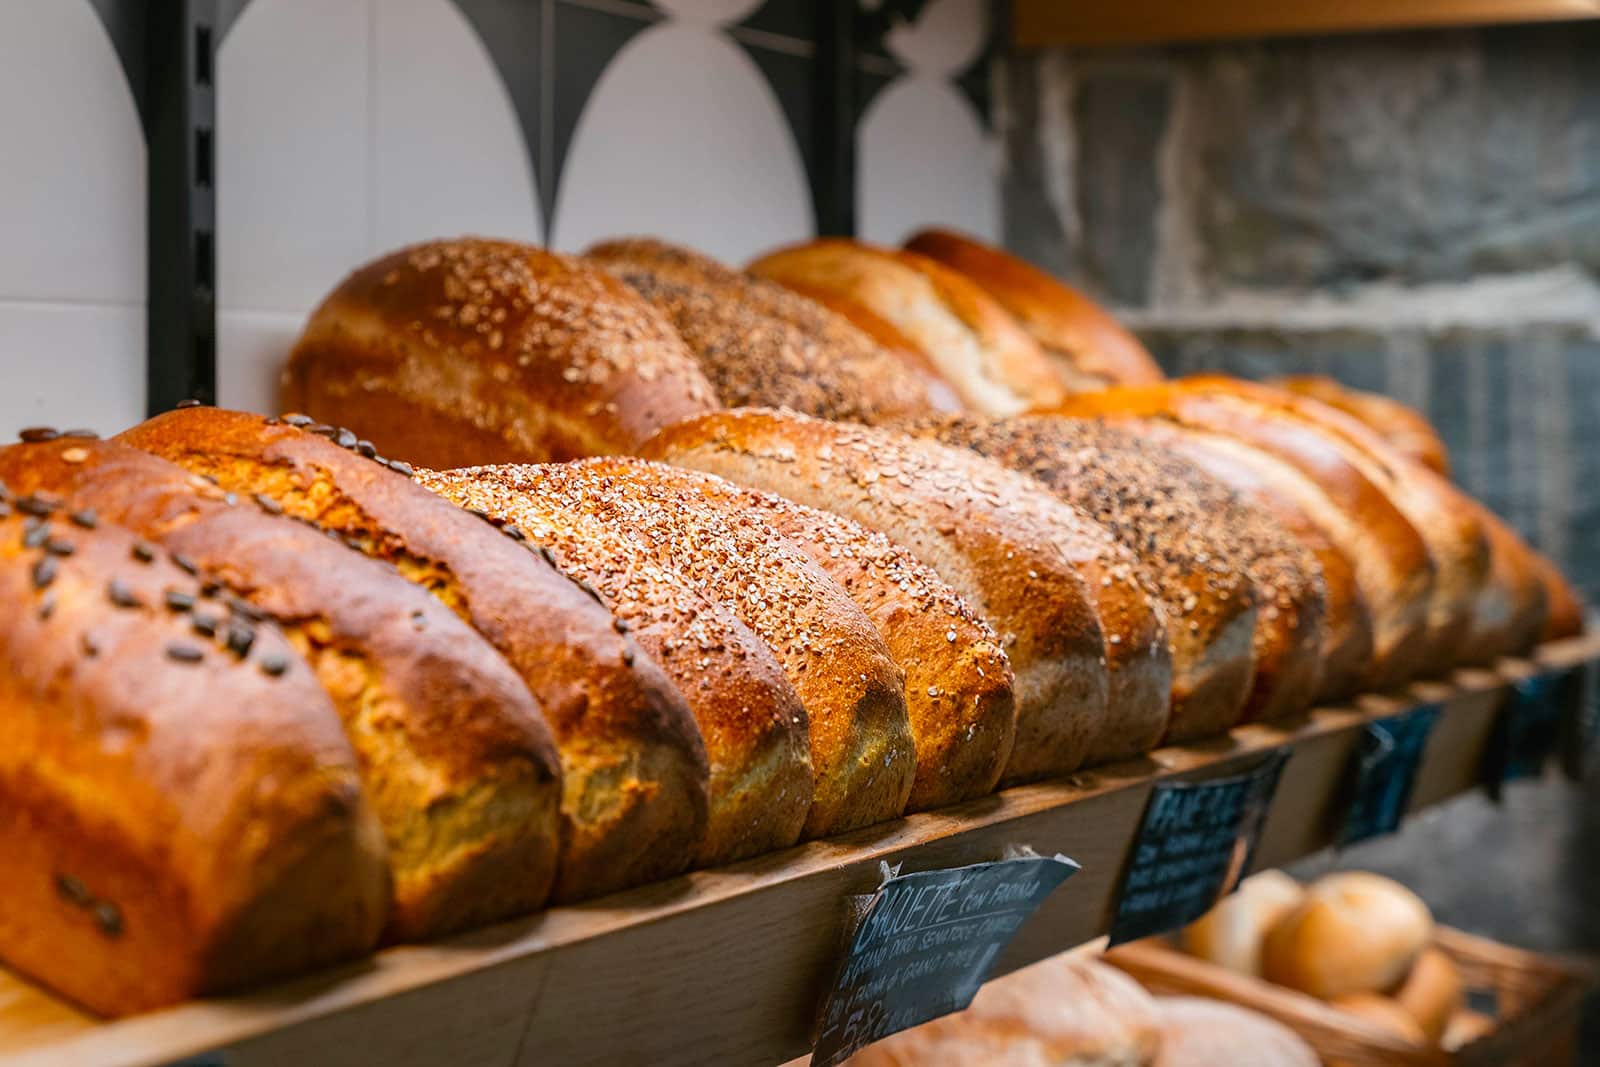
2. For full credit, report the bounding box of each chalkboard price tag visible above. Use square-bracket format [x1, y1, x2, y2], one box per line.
[1107, 749, 1289, 947]
[1486, 665, 1587, 797]
[810, 853, 1079, 1066]
[1339, 702, 1440, 845]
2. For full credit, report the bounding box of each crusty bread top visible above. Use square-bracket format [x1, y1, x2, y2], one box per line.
[905, 228, 1166, 391]
[748, 239, 1067, 416]
[585, 237, 948, 423]
[1274, 374, 1450, 476]
[283, 237, 719, 463]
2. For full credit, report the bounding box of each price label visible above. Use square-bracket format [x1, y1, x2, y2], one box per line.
[1486, 665, 1587, 797]
[1107, 749, 1288, 946]
[1340, 703, 1440, 845]
[810, 853, 1079, 1066]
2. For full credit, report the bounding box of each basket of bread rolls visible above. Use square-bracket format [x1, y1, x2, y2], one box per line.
[1104, 871, 1592, 1066]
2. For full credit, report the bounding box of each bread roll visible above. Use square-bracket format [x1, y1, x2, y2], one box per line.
[1153, 997, 1320, 1067]
[1442, 1009, 1496, 1050]
[905, 228, 1166, 391]
[0, 438, 569, 936]
[749, 239, 1068, 415]
[1181, 870, 1305, 978]
[580, 459, 1016, 810]
[903, 414, 1313, 735]
[0, 484, 388, 1015]
[1328, 992, 1428, 1043]
[842, 956, 1161, 1066]
[1392, 947, 1463, 1042]
[1129, 419, 1376, 701]
[116, 408, 714, 892]
[435, 459, 915, 838]
[1274, 374, 1450, 476]
[584, 237, 950, 422]
[1261, 872, 1433, 1000]
[641, 408, 1116, 782]
[1053, 385, 1437, 687]
[281, 237, 718, 466]
[415, 466, 810, 864]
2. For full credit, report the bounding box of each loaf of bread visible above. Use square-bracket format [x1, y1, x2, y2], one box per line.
[584, 238, 951, 423]
[1053, 385, 1438, 687]
[1274, 374, 1450, 476]
[116, 408, 713, 894]
[1530, 547, 1585, 642]
[1392, 946, 1463, 1042]
[903, 414, 1313, 734]
[281, 238, 719, 467]
[580, 457, 1016, 811]
[1260, 872, 1433, 1000]
[1459, 499, 1551, 663]
[904, 228, 1166, 391]
[641, 409, 1118, 782]
[1153, 996, 1320, 1067]
[432, 459, 914, 838]
[1129, 419, 1376, 701]
[0, 438, 568, 938]
[842, 956, 1161, 1066]
[0, 481, 388, 1016]
[1181, 870, 1305, 978]
[749, 240, 1068, 416]
[1328, 992, 1429, 1043]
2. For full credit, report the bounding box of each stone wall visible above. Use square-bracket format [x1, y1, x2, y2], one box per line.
[1000, 22, 1600, 599]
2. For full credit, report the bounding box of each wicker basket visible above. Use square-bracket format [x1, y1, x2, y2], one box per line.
[1105, 927, 1591, 1067]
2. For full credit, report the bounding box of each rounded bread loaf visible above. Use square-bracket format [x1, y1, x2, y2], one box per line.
[281, 237, 719, 467]
[0, 438, 568, 937]
[0, 482, 388, 1016]
[582, 457, 1016, 811]
[1273, 374, 1450, 476]
[1127, 419, 1376, 701]
[1458, 498, 1551, 663]
[748, 239, 1068, 416]
[905, 228, 1166, 391]
[450, 458, 915, 838]
[1529, 547, 1584, 642]
[116, 407, 712, 896]
[1260, 871, 1434, 1000]
[842, 956, 1162, 1066]
[414, 466, 812, 864]
[641, 408, 1114, 783]
[1392, 946, 1464, 1042]
[584, 237, 949, 423]
[1153, 996, 1320, 1067]
[1328, 992, 1429, 1043]
[1180, 869, 1305, 978]
[1051, 384, 1437, 687]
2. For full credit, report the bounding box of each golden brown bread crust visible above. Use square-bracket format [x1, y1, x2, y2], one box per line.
[1530, 547, 1585, 642]
[444, 459, 914, 838]
[587, 459, 1017, 811]
[281, 237, 719, 467]
[1130, 421, 1377, 702]
[1185, 377, 1488, 673]
[641, 408, 1114, 783]
[115, 408, 711, 896]
[0, 485, 388, 1016]
[905, 228, 1166, 391]
[414, 468, 812, 864]
[1153, 996, 1320, 1067]
[1459, 499, 1551, 662]
[748, 239, 1068, 416]
[1274, 374, 1451, 476]
[1051, 385, 1438, 688]
[0, 439, 565, 938]
[903, 414, 1323, 732]
[584, 238, 947, 423]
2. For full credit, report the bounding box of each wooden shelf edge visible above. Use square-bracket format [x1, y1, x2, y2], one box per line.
[4, 632, 1597, 1067]
[1012, 0, 1600, 49]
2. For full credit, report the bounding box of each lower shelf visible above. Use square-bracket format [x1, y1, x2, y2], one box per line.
[3, 634, 1596, 1067]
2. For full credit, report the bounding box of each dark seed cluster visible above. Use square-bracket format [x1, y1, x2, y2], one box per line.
[276, 411, 414, 477]
[54, 872, 126, 937]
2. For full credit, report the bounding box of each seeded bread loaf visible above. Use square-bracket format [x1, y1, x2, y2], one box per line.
[413, 469, 813, 864]
[904, 228, 1166, 391]
[748, 240, 1067, 416]
[0, 438, 570, 937]
[641, 408, 1118, 781]
[1273, 374, 1450, 476]
[116, 408, 712, 893]
[903, 415, 1323, 730]
[0, 479, 389, 1017]
[281, 238, 719, 467]
[584, 238, 950, 423]
[580, 457, 1016, 811]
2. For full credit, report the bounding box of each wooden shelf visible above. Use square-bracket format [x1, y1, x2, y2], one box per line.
[1013, 0, 1600, 48]
[3, 634, 1596, 1067]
